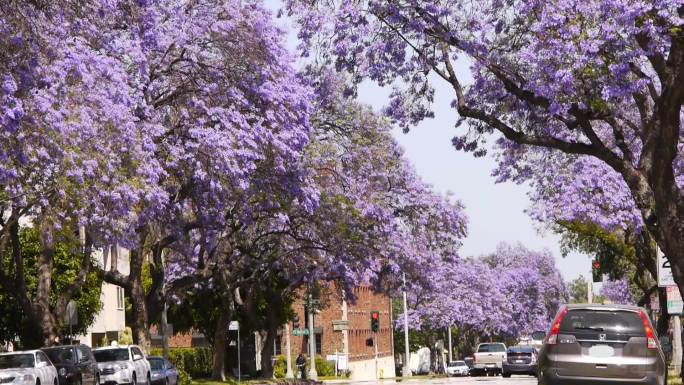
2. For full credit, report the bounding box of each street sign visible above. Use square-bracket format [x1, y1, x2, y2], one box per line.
[651, 293, 660, 311]
[332, 320, 349, 331]
[293, 329, 309, 336]
[667, 286, 683, 315]
[229, 321, 239, 331]
[658, 247, 675, 287]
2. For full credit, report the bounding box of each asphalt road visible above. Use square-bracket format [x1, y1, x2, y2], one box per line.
[325, 375, 537, 385]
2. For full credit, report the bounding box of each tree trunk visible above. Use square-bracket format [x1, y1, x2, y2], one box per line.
[260, 323, 278, 378]
[128, 248, 151, 352]
[37, 223, 59, 346]
[211, 293, 233, 381]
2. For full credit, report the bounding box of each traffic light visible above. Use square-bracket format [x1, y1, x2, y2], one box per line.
[592, 260, 602, 282]
[370, 311, 380, 332]
[366, 338, 374, 347]
[293, 314, 300, 330]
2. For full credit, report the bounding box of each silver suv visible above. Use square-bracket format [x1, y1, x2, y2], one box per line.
[538, 304, 666, 385]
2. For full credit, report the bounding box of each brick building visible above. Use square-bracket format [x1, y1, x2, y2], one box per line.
[279, 285, 395, 381]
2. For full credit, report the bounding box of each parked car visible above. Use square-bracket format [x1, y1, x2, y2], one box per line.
[502, 346, 537, 378]
[472, 342, 507, 376]
[92, 346, 150, 385]
[0, 350, 58, 385]
[145, 357, 178, 385]
[42, 345, 99, 385]
[446, 360, 469, 377]
[538, 304, 667, 385]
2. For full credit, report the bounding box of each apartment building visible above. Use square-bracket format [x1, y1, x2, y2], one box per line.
[75, 245, 129, 347]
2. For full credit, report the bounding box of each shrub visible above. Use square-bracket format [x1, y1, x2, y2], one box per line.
[149, 348, 213, 379]
[272, 356, 337, 378]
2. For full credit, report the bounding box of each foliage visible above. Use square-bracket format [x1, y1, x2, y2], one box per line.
[149, 348, 214, 380]
[283, 0, 684, 300]
[271, 355, 335, 379]
[401, 243, 567, 339]
[600, 279, 636, 305]
[567, 276, 589, 304]
[118, 327, 134, 345]
[0, 226, 102, 348]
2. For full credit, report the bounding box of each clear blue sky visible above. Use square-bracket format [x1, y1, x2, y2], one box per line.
[265, 0, 593, 281]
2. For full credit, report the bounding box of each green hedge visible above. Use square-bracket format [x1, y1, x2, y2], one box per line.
[149, 347, 213, 379]
[273, 356, 337, 378]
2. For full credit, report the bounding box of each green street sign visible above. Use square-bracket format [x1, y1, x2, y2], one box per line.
[293, 328, 310, 336]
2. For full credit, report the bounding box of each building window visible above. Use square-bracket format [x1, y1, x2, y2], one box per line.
[315, 333, 322, 355]
[116, 286, 124, 310]
[274, 336, 282, 356]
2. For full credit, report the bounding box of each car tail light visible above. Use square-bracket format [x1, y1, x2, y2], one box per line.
[547, 307, 569, 345]
[639, 310, 658, 349]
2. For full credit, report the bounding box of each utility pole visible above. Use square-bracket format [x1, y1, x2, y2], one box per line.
[308, 293, 318, 380]
[402, 273, 411, 377]
[285, 323, 294, 379]
[587, 280, 593, 304]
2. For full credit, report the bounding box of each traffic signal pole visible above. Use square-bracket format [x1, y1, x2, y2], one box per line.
[285, 323, 294, 379]
[308, 295, 318, 380]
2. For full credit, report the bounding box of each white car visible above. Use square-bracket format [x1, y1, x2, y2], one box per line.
[92, 346, 150, 385]
[0, 350, 59, 385]
[446, 360, 470, 377]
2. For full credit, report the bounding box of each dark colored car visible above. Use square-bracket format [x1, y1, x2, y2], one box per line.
[537, 304, 666, 385]
[42, 345, 100, 385]
[502, 346, 537, 377]
[146, 357, 178, 385]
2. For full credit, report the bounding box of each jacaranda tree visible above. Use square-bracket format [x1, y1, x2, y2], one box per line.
[284, 0, 684, 295]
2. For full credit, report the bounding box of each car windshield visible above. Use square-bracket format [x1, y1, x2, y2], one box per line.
[43, 347, 75, 364]
[559, 310, 645, 336]
[450, 361, 465, 366]
[148, 359, 164, 370]
[93, 349, 130, 362]
[478, 344, 506, 352]
[0, 354, 35, 369]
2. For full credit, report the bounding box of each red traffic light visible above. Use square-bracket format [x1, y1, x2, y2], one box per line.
[593, 261, 601, 269]
[371, 311, 379, 319]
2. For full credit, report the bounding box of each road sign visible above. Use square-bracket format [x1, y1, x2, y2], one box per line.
[667, 286, 683, 315]
[229, 321, 239, 331]
[332, 320, 349, 331]
[658, 247, 676, 287]
[293, 329, 309, 336]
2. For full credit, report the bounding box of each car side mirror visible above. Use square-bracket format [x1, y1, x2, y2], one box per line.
[133, 354, 142, 361]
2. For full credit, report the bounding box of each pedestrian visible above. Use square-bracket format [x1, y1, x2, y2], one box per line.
[296, 353, 307, 380]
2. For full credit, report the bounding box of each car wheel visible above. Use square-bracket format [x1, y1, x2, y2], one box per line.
[95, 375, 100, 385]
[36, 379, 40, 385]
[503, 372, 511, 378]
[147, 373, 151, 385]
[132, 373, 137, 385]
